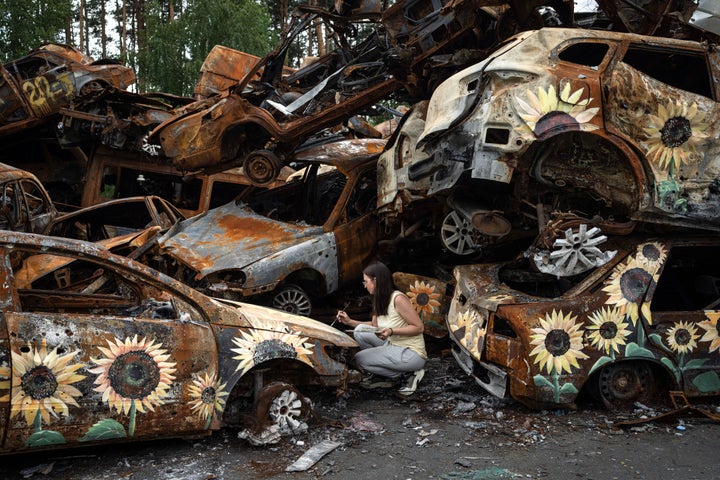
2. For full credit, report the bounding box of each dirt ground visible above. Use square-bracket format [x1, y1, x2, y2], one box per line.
[4, 355, 719, 480]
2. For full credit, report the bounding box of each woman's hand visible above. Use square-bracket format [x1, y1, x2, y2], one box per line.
[336, 310, 351, 325]
[376, 327, 393, 340]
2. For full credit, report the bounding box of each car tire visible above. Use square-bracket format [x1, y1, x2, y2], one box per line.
[272, 284, 312, 316]
[597, 361, 657, 410]
[254, 382, 313, 440]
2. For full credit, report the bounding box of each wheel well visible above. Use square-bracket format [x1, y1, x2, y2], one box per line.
[521, 131, 641, 218]
[282, 268, 326, 298]
[221, 123, 270, 164]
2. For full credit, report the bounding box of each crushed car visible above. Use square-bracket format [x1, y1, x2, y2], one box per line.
[0, 231, 359, 453]
[0, 43, 135, 137]
[150, 0, 574, 182]
[446, 235, 720, 410]
[378, 27, 720, 276]
[152, 139, 385, 317]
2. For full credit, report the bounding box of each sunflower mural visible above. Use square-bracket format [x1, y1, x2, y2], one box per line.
[515, 83, 599, 139]
[699, 312, 720, 354]
[635, 241, 667, 273]
[87, 335, 176, 438]
[602, 257, 655, 330]
[643, 101, 709, 175]
[529, 310, 588, 403]
[188, 371, 229, 429]
[231, 324, 313, 376]
[407, 280, 441, 317]
[0, 363, 9, 402]
[587, 306, 631, 357]
[8, 340, 85, 447]
[448, 309, 486, 358]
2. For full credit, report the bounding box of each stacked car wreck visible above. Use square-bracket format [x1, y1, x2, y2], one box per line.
[1, 0, 720, 456]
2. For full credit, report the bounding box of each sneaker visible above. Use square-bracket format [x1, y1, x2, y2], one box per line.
[398, 369, 425, 396]
[359, 374, 395, 389]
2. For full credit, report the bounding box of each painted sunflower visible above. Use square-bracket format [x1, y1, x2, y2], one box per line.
[698, 312, 720, 354]
[515, 83, 599, 137]
[529, 310, 589, 375]
[586, 306, 631, 355]
[89, 335, 177, 415]
[644, 101, 709, 173]
[10, 340, 85, 426]
[188, 371, 229, 424]
[665, 321, 699, 355]
[635, 242, 667, 272]
[232, 325, 313, 375]
[602, 257, 655, 325]
[449, 309, 486, 357]
[0, 364, 10, 402]
[407, 280, 441, 316]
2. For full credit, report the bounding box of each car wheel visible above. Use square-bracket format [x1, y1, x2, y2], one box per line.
[597, 361, 656, 410]
[440, 210, 477, 256]
[241, 382, 313, 445]
[272, 284, 312, 316]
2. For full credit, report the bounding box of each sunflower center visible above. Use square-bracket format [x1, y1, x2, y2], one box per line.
[108, 351, 161, 399]
[619, 267, 653, 303]
[253, 339, 298, 364]
[674, 328, 691, 346]
[534, 111, 579, 136]
[660, 116, 692, 148]
[201, 386, 216, 405]
[599, 321, 618, 340]
[416, 292, 430, 306]
[544, 329, 571, 357]
[641, 244, 661, 262]
[21, 365, 58, 400]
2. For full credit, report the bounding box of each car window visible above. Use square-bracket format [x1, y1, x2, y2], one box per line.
[622, 45, 714, 99]
[650, 245, 720, 312]
[0, 181, 20, 228]
[19, 178, 50, 217]
[9, 247, 195, 321]
[558, 42, 610, 68]
[346, 168, 377, 221]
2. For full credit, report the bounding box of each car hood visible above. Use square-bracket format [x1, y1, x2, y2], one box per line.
[217, 298, 358, 348]
[157, 201, 323, 279]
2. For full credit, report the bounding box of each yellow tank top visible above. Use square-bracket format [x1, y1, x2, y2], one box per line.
[376, 291, 427, 359]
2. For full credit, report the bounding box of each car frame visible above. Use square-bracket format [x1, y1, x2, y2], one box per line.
[0, 231, 358, 453]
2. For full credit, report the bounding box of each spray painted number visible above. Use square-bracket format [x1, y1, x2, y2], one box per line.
[22, 73, 74, 117]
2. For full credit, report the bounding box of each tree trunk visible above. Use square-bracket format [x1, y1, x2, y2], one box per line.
[120, 0, 127, 62]
[79, 0, 86, 52]
[101, 0, 107, 57]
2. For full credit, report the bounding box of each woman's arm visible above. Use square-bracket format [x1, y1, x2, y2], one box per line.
[336, 310, 376, 328]
[378, 294, 424, 339]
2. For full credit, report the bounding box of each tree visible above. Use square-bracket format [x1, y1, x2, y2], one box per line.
[0, 0, 73, 61]
[139, 0, 275, 96]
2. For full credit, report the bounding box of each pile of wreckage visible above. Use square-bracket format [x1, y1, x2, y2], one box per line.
[0, 0, 719, 453]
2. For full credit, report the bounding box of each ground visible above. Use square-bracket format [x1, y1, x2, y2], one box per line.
[4, 355, 719, 480]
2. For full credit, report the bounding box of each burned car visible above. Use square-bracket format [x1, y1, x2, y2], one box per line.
[447, 236, 720, 410]
[0, 162, 57, 233]
[0, 43, 135, 137]
[154, 139, 384, 316]
[0, 231, 359, 453]
[378, 28, 720, 275]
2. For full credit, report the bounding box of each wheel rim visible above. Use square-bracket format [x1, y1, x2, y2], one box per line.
[268, 389, 304, 432]
[272, 287, 312, 316]
[440, 210, 476, 255]
[534, 224, 616, 277]
[598, 362, 654, 409]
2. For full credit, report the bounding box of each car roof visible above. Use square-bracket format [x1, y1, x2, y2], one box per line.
[0, 162, 43, 183]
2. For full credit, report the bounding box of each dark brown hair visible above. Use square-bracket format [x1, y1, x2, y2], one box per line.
[363, 261, 394, 316]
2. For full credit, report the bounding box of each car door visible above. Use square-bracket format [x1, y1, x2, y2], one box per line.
[17, 178, 56, 234]
[602, 40, 720, 226]
[332, 165, 379, 288]
[2, 243, 217, 452]
[645, 242, 720, 397]
[0, 63, 31, 132]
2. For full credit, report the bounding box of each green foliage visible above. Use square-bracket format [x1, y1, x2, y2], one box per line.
[0, 0, 73, 62]
[139, 0, 275, 96]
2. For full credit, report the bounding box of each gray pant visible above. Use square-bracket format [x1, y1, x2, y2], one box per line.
[353, 325, 426, 379]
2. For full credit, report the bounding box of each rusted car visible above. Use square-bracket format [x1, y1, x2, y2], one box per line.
[378, 27, 720, 275]
[447, 236, 720, 410]
[0, 231, 359, 453]
[0, 43, 135, 137]
[0, 162, 57, 233]
[153, 139, 384, 316]
[150, 0, 574, 182]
